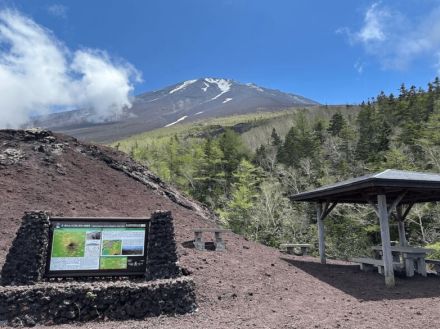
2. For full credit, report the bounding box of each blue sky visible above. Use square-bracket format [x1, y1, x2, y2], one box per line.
[2, 0, 440, 105]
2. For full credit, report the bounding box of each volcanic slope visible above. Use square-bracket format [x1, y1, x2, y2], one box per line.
[31, 78, 319, 143]
[1, 129, 440, 329]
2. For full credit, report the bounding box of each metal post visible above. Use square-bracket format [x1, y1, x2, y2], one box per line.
[317, 202, 326, 264]
[377, 194, 395, 287]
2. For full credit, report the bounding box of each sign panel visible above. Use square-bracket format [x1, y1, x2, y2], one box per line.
[46, 218, 149, 277]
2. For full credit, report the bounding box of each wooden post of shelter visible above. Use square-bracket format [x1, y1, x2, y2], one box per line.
[377, 194, 395, 288]
[317, 203, 325, 264]
[316, 201, 337, 265]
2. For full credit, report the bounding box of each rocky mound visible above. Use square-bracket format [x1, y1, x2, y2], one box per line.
[1, 129, 440, 329]
[0, 128, 215, 264]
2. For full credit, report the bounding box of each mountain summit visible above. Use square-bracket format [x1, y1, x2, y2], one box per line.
[32, 78, 319, 142]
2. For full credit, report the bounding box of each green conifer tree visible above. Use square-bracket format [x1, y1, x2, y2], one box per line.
[327, 112, 346, 137]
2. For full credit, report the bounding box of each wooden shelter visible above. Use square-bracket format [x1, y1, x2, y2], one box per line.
[292, 169, 440, 287]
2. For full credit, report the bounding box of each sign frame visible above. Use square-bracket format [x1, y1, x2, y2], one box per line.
[45, 217, 150, 278]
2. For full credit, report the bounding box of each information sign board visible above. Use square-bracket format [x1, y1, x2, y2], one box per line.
[45, 217, 150, 277]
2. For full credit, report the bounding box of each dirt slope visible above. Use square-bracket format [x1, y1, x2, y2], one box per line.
[1, 129, 439, 329]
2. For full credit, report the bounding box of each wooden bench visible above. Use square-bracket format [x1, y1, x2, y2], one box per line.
[351, 257, 403, 275]
[280, 243, 312, 256]
[426, 259, 440, 274]
[193, 228, 231, 251]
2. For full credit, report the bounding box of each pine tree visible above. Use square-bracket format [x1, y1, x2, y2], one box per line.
[193, 137, 225, 208]
[377, 120, 391, 152]
[327, 112, 346, 137]
[255, 144, 267, 167]
[278, 115, 320, 167]
[399, 83, 408, 100]
[295, 114, 320, 162]
[313, 120, 326, 144]
[279, 126, 298, 166]
[271, 128, 282, 146]
[356, 102, 378, 161]
[218, 129, 249, 194]
[220, 159, 261, 235]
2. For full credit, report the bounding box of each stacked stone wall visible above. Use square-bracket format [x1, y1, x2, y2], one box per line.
[146, 210, 182, 280]
[0, 211, 50, 285]
[0, 278, 196, 326]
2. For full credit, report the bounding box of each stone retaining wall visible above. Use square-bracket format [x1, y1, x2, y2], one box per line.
[0, 277, 196, 326]
[146, 211, 182, 280]
[0, 211, 50, 285]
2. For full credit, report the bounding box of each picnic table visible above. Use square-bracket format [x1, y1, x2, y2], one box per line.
[280, 243, 312, 256]
[193, 228, 231, 251]
[372, 245, 434, 277]
[351, 257, 403, 274]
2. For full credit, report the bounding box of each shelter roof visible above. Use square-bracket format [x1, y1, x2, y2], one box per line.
[292, 169, 440, 204]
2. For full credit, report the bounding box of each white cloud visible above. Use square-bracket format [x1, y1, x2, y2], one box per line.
[47, 4, 68, 19]
[71, 50, 139, 122]
[354, 60, 365, 74]
[339, 2, 440, 73]
[0, 9, 141, 128]
[357, 3, 388, 43]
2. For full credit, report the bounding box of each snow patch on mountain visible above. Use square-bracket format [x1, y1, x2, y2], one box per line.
[291, 95, 303, 102]
[169, 80, 197, 94]
[195, 111, 204, 115]
[202, 82, 209, 92]
[205, 78, 231, 93]
[145, 97, 161, 103]
[222, 98, 233, 104]
[246, 83, 264, 92]
[164, 116, 188, 127]
[205, 78, 232, 101]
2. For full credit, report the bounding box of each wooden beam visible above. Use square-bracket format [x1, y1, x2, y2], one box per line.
[320, 202, 337, 221]
[402, 202, 414, 221]
[387, 191, 407, 216]
[316, 203, 326, 264]
[377, 194, 395, 288]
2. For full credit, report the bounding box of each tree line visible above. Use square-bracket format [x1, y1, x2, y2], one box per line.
[128, 78, 440, 259]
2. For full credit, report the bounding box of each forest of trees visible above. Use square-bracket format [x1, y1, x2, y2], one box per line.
[128, 78, 440, 259]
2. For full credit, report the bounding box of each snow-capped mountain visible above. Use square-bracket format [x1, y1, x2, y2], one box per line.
[32, 78, 319, 142]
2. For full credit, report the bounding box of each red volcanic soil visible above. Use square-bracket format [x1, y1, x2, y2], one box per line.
[1, 129, 439, 329]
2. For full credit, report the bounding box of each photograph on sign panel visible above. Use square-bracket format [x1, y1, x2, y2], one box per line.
[99, 256, 127, 270]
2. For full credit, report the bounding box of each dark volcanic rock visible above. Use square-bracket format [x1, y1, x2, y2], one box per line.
[0, 278, 196, 326]
[0, 211, 50, 285]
